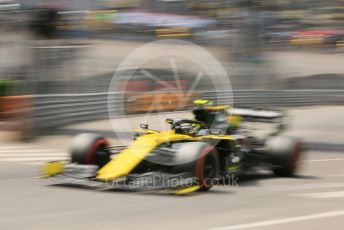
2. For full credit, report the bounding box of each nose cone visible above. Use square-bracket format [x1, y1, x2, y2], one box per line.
[96, 135, 159, 181]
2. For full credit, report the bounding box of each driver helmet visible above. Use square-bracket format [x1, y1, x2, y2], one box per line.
[174, 120, 201, 136]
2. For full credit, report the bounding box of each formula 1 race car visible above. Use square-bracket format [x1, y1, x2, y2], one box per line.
[42, 100, 303, 194]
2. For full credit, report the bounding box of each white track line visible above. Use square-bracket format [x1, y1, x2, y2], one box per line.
[0, 153, 67, 157]
[210, 210, 344, 230]
[323, 174, 344, 177]
[304, 158, 344, 163]
[263, 182, 344, 192]
[0, 146, 28, 150]
[26, 161, 67, 165]
[0, 149, 62, 153]
[0, 157, 68, 161]
[296, 191, 344, 199]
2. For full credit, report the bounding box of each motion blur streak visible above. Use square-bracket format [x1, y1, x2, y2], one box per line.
[210, 210, 344, 230]
[0, 0, 344, 230]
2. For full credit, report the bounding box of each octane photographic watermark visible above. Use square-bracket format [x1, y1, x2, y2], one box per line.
[107, 39, 233, 147]
[104, 174, 239, 190]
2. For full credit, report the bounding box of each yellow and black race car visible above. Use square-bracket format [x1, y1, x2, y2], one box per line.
[42, 100, 303, 194]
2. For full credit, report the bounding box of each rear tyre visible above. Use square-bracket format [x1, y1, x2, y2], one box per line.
[70, 133, 111, 168]
[173, 142, 219, 191]
[266, 136, 303, 177]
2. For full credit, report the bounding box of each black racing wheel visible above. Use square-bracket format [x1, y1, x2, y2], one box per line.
[70, 133, 111, 168]
[173, 142, 219, 191]
[266, 136, 303, 177]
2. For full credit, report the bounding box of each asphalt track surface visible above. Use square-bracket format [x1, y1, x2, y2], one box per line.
[1, 106, 344, 230]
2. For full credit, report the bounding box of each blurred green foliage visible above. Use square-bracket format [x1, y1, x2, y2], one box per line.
[0, 79, 23, 96]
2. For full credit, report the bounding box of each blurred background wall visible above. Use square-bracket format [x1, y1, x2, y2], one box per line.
[0, 0, 343, 138]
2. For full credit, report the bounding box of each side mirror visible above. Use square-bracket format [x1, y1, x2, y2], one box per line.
[140, 124, 149, 129]
[166, 118, 173, 125]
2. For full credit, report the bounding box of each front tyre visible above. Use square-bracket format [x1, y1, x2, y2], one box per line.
[173, 142, 219, 191]
[70, 133, 111, 168]
[196, 147, 219, 191]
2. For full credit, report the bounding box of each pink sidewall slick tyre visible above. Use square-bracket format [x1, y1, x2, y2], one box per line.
[70, 133, 111, 168]
[173, 142, 219, 191]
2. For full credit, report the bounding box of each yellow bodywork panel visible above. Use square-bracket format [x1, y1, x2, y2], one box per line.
[174, 185, 201, 195]
[96, 131, 194, 181]
[133, 129, 160, 134]
[196, 135, 235, 141]
[207, 105, 230, 110]
[228, 115, 242, 129]
[193, 99, 213, 106]
[42, 161, 65, 178]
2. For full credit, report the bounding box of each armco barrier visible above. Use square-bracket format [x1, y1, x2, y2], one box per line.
[30, 90, 344, 131]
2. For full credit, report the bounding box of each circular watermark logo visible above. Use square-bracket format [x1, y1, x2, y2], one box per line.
[108, 39, 233, 146]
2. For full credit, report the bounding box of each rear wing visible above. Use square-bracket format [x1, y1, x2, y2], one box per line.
[230, 107, 288, 136]
[230, 107, 285, 122]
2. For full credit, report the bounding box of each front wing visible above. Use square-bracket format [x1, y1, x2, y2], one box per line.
[42, 162, 201, 194]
